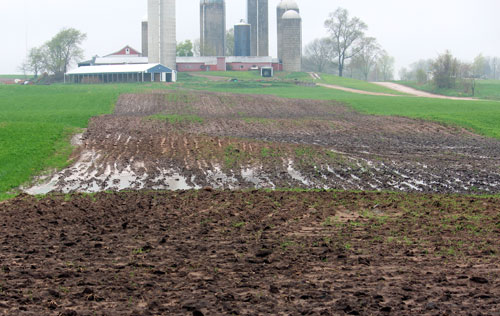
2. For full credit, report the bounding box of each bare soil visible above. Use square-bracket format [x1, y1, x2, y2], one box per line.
[26, 91, 500, 194]
[1, 191, 499, 315]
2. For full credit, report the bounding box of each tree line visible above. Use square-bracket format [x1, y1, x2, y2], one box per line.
[400, 51, 500, 95]
[177, 29, 235, 58]
[302, 8, 395, 81]
[21, 28, 87, 80]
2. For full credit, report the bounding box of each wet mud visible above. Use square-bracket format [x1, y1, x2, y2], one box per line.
[26, 91, 500, 194]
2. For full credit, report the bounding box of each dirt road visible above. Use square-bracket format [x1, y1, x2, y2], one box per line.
[316, 83, 399, 97]
[374, 82, 479, 100]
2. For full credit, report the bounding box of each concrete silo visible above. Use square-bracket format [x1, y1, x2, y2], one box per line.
[277, 0, 299, 62]
[281, 10, 302, 72]
[247, 0, 268, 56]
[200, 0, 226, 56]
[234, 21, 251, 57]
[148, 0, 176, 69]
[142, 18, 148, 57]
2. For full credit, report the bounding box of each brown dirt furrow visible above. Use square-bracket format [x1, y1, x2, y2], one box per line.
[1, 191, 499, 315]
[25, 91, 500, 195]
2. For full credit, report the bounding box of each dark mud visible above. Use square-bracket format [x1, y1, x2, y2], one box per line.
[27, 91, 500, 194]
[1, 191, 499, 315]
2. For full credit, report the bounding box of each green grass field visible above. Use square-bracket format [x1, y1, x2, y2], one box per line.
[0, 83, 167, 200]
[189, 71, 405, 95]
[0, 74, 30, 79]
[1, 73, 500, 200]
[398, 80, 500, 100]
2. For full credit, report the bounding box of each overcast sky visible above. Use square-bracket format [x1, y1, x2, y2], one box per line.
[1, 0, 499, 75]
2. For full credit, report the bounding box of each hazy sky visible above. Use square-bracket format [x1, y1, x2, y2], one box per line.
[1, 0, 499, 75]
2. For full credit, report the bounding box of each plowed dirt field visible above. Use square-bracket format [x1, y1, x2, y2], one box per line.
[1, 191, 499, 315]
[6, 90, 500, 315]
[27, 91, 500, 194]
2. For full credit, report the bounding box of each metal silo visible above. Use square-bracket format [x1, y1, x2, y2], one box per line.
[277, 0, 299, 62]
[281, 10, 302, 72]
[200, 0, 226, 56]
[247, 0, 268, 56]
[148, 0, 176, 69]
[234, 21, 251, 57]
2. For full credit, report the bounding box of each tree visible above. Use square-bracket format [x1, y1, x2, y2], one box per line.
[377, 51, 395, 81]
[176, 40, 194, 57]
[350, 37, 379, 81]
[473, 54, 486, 78]
[303, 38, 334, 73]
[26, 47, 46, 78]
[399, 67, 410, 81]
[492, 57, 499, 80]
[193, 39, 201, 57]
[324, 8, 367, 77]
[432, 50, 459, 89]
[415, 69, 428, 84]
[225, 28, 234, 56]
[43, 28, 86, 76]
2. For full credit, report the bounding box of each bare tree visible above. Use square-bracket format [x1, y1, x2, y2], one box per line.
[324, 8, 367, 77]
[458, 62, 476, 96]
[303, 38, 334, 73]
[350, 37, 379, 81]
[377, 51, 395, 81]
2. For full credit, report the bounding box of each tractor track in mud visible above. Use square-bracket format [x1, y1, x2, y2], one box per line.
[26, 91, 500, 194]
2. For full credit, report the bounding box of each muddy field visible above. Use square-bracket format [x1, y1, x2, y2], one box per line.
[27, 91, 500, 194]
[6, 90, 500, 315]
[1, 191, 499, 315]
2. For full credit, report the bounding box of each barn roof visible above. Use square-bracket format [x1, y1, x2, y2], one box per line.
[104, 45, 142, 57]
[66, 64, 174, 75]
[95, 56, 149, 65]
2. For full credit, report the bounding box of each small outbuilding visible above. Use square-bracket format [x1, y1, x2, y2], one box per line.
[260, 67, 274, 77]
[65, 63, 177, 84]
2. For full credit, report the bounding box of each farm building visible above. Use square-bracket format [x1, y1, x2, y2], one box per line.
[78, 45, 147, 67]
[77, 45, 282, 73]
[177, 56, 281, 72]
[65, 64, 177, 84]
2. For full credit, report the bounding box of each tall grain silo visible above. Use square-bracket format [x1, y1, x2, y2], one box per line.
[200, 0, 226, 56]
[234, 21, 251, 57]
[148, 0, 176, 69]
[277, 0, 299, 62]
[247, 0, 268, 56]
[142, 18, 148, 57]
[281, 10, 302, 72]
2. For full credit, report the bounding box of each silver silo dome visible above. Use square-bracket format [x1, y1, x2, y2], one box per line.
[277, 0, 300, 62]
